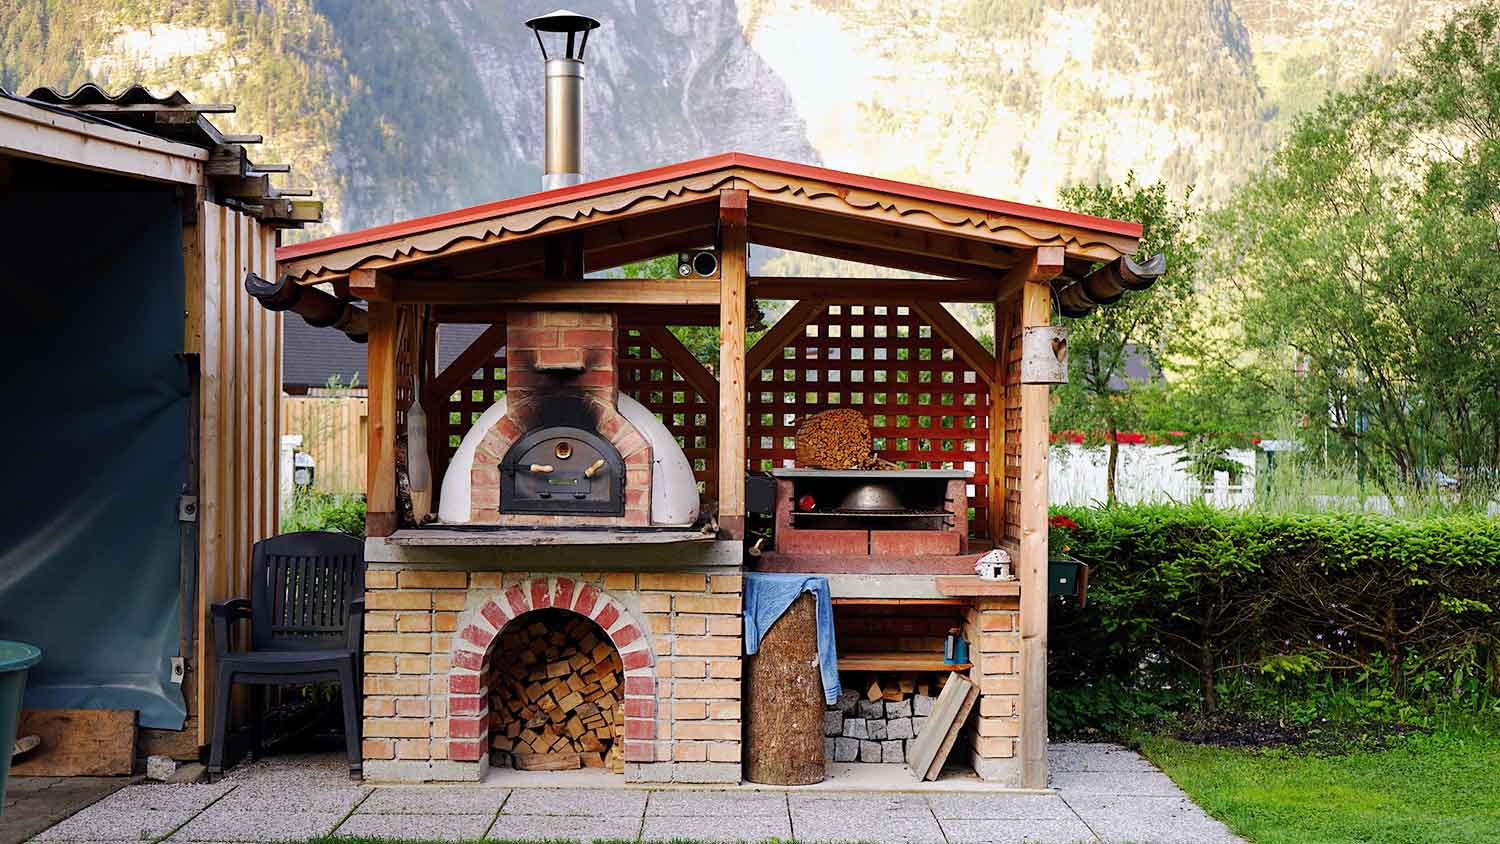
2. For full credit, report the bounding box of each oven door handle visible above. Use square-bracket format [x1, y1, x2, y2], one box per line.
[583, 458, 607, 478]
[528, 463, 554, 474]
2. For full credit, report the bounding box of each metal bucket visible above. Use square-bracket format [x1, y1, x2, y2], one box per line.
[0, 641, 41, 815]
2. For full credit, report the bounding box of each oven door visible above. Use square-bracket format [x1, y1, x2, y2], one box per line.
[500, 426, 626, 516]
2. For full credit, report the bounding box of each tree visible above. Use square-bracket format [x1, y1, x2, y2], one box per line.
[1222, 2, 1500, 497]
[1054, 175, 1204, 503]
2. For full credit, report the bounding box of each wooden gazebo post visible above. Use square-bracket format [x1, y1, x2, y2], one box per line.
[717, 189, 748, 540]
[358, 268, 399, 538]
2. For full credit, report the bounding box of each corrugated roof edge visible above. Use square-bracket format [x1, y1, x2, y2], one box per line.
[276, 151, 1143, 263]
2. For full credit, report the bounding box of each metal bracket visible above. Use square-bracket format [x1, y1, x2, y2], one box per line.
[170, 657, 185, 685]
[177, 495, 198, 523]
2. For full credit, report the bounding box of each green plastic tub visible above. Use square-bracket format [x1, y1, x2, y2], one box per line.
[0, 641, 41, 815]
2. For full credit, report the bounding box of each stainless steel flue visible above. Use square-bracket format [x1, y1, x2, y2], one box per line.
[526, 9, 600, 191]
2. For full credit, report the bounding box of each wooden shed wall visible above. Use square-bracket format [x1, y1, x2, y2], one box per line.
[184, 201, 283, 747]
[282, 395, 369, 493]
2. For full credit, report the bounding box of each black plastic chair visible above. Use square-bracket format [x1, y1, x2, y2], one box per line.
[209, 531, 365, 780]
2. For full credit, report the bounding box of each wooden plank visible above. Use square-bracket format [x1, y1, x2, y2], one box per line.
[989, 299, 1014, 543]
[393, 278, 717, 306]
[71, 102, 235, 113]
[935, 576, 1021, 597]
[912, 301, 996, 386]
[717, 189, 749, 539]
[924, 678, 979, 781]
[350, 267, 393, 302]
[905, 674, 975, 780]
[751, 202, 1016, 271]
[830, 597, 968, 607]
[11, 710, 137, 776]
[1019, 263, 1058, 790]
[195, 202, 224, 747]
[367, 302, 398, 536]
[837, 653, 971, 672]
[750, 225, 1010, 280]
[752, 277, 997, 303]
[0, 96, 206, 185]
[745, 298, 827, 377]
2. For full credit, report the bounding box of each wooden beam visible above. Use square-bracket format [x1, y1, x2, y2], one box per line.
[434, 304, 722, 325]
[427, 321, 506, 411]
[752, 202, 1017, 271]
[0, 96, 206, 185]
[391, 277, 718, 306]
[71, 102, 236, 114]
[746, 298, 828, 376]
[997, 246, 1066, 302]
[988, 302, 1013, 545]
[222, 133, 263, 144]
[638, 325, 720, 403]
[750, 225, 1008, 280]
[911, 301, 995, 386]
[718, 189, 749, 540]
[751, 276, 998, 303]
[587, 225, 718, 272]
[350, 268, 393, 302]
[1018, 266, 1056, 790]
[366, 302, 398, 537]
[580, 200, 717, 267]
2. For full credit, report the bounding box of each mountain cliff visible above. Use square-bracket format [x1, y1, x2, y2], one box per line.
[0, 0, 1461, 237]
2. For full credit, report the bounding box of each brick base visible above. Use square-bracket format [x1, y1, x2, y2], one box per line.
[963, 596, 1023, 782]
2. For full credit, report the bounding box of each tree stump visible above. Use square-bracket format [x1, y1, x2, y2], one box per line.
[744, 592, 826, 785]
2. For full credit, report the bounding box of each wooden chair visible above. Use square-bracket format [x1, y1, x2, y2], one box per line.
[209, 531, 365, 780]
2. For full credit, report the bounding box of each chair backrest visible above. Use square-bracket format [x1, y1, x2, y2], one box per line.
[250, 531, 365, 652]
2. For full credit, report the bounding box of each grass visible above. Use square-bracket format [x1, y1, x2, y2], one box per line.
[1134, 715, 1500, 844]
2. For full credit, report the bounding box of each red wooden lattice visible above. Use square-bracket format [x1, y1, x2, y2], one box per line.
[617, 328, 719, 500]
[745, 304, 993, 541]
[433, 338, 507, 486]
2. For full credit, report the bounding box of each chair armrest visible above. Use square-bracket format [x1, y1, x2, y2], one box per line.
[211, 598, 252, 657]
[345, 598, 365, 652]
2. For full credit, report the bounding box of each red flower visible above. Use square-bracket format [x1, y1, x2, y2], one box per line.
[1049, 515, 1079, 531]
[1168, 431, 1188, 437]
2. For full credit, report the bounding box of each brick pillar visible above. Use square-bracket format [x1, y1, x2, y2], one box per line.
[965, 596, 1023, 784]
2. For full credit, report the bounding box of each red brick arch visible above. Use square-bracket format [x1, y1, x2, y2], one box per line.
[446, 576, 657, 767]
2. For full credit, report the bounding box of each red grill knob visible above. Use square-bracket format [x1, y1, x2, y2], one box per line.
[797, 494, 816, 512]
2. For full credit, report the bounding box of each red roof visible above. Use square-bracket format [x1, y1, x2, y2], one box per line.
[277, 152, 1142, 263]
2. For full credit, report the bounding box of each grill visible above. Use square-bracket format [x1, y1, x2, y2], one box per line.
[500, 425, 625, 516]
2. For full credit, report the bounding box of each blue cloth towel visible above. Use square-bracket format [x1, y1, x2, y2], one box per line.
[743, 572, 841, 704]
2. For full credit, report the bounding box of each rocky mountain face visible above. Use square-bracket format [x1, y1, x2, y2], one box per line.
[0, 0, 1461, 238]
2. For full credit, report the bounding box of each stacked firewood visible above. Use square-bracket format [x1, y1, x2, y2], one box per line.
[794, 409, 898, 470]
[487, 613, 625, 772]
[824, 673, 947, 764]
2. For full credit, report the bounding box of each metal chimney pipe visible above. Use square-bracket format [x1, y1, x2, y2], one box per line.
[526, 10, 601, 191]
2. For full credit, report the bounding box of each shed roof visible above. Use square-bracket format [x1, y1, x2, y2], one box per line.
[275, 152, 1148, 297]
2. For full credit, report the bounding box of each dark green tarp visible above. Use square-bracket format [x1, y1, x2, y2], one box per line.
[0, 188, 190, 729]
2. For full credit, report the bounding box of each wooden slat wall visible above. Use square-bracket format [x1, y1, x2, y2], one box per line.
[281, 396, 369, 493]
[191, 200, 282, 746]
[1003, 303, 1023, 544]
[745, 303, 994, 541]
[618, 328, 719, 500]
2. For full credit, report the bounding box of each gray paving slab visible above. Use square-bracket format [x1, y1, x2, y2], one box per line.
[1062, 794, 1241, 844]
[645, 789, 788, 817]
[86, 783, 234, 814]
[939, 817, 1099, 844]
[925, 792, 1077, 820]
[485, 813, 643, 841]
[641, 814, 793, 842]
[791, 811, 947, 844]
[208, 781, 368, 814]
[787, 790, 933, 814]
[1048, 744, 1160, 774]
[1, 777, 129, 844]
[336, 812, 497, 841]
[167, 808, 347, 842]
[1049, 770, 1185, 797]
[499, 787, 649, 817]
[358, 786, 510, 814]
[31, 807, 191, 842]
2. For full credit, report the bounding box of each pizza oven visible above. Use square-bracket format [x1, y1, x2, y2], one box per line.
[500, 425, 626, 516]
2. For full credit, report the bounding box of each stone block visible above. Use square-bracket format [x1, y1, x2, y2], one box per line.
[868, 719, 887, 741]
[825, 710, 844, 736]
[858, 699, 884, 719]
[885, 699, 912, 718]
[859, 740, 882, 762]
[145, 755, 177, 782]
[887, 717, 914, 739]
[838, 690, 861, 713]
[825, 738, 837, 761]
[914, 694, 935, 716]
[843, 718, 868, 739]
[833, 737, 859, 762]
[881, 740, 904, 764]
[914, 716, 927, 736]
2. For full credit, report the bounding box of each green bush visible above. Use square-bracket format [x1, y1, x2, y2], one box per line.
[1049, 505, 1500, 733]
[281, 492, 367, 537]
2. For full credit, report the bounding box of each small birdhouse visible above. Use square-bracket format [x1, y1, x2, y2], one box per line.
[1020, 325, 1069, 384]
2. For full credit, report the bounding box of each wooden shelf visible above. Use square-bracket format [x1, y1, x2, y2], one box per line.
[837, 652, 971, 672]
[934, 576, 1021, 597]
[832, 597, 968, 607]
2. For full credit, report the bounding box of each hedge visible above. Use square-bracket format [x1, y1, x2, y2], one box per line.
[1048, 505, 1500, 731]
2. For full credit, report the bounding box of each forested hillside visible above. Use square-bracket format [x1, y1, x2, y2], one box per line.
[0, 0, 1461, 236]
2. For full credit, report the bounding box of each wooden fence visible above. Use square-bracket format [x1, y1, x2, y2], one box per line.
[281, 395, 368, 494]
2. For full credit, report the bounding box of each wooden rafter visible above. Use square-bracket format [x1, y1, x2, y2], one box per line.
[635, 325, 719, 404]
[426, 322, 507, 412]
[753, 276, 997, 303]
[388, 278, 717, 306]
[751, 202, 1017, 271]
[746, 298, 828, 376]
[431, 304, 721, 325]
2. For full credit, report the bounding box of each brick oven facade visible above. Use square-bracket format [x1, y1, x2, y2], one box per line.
[360, 566, 745, 783]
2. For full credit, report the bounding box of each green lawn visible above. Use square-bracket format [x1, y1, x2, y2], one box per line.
[1136, 717, 1500, 844]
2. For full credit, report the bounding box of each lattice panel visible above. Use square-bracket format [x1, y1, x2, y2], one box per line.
[434, 342, 507, 487]
[618, 327, 719, 500]
[746, 304, 994, 540]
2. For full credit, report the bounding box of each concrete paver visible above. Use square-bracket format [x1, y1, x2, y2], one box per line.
[21, 743, 1243, 844]
[0, 777, 127, 844]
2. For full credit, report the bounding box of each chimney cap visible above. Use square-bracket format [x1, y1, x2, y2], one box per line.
[525, 9, 601, 34]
